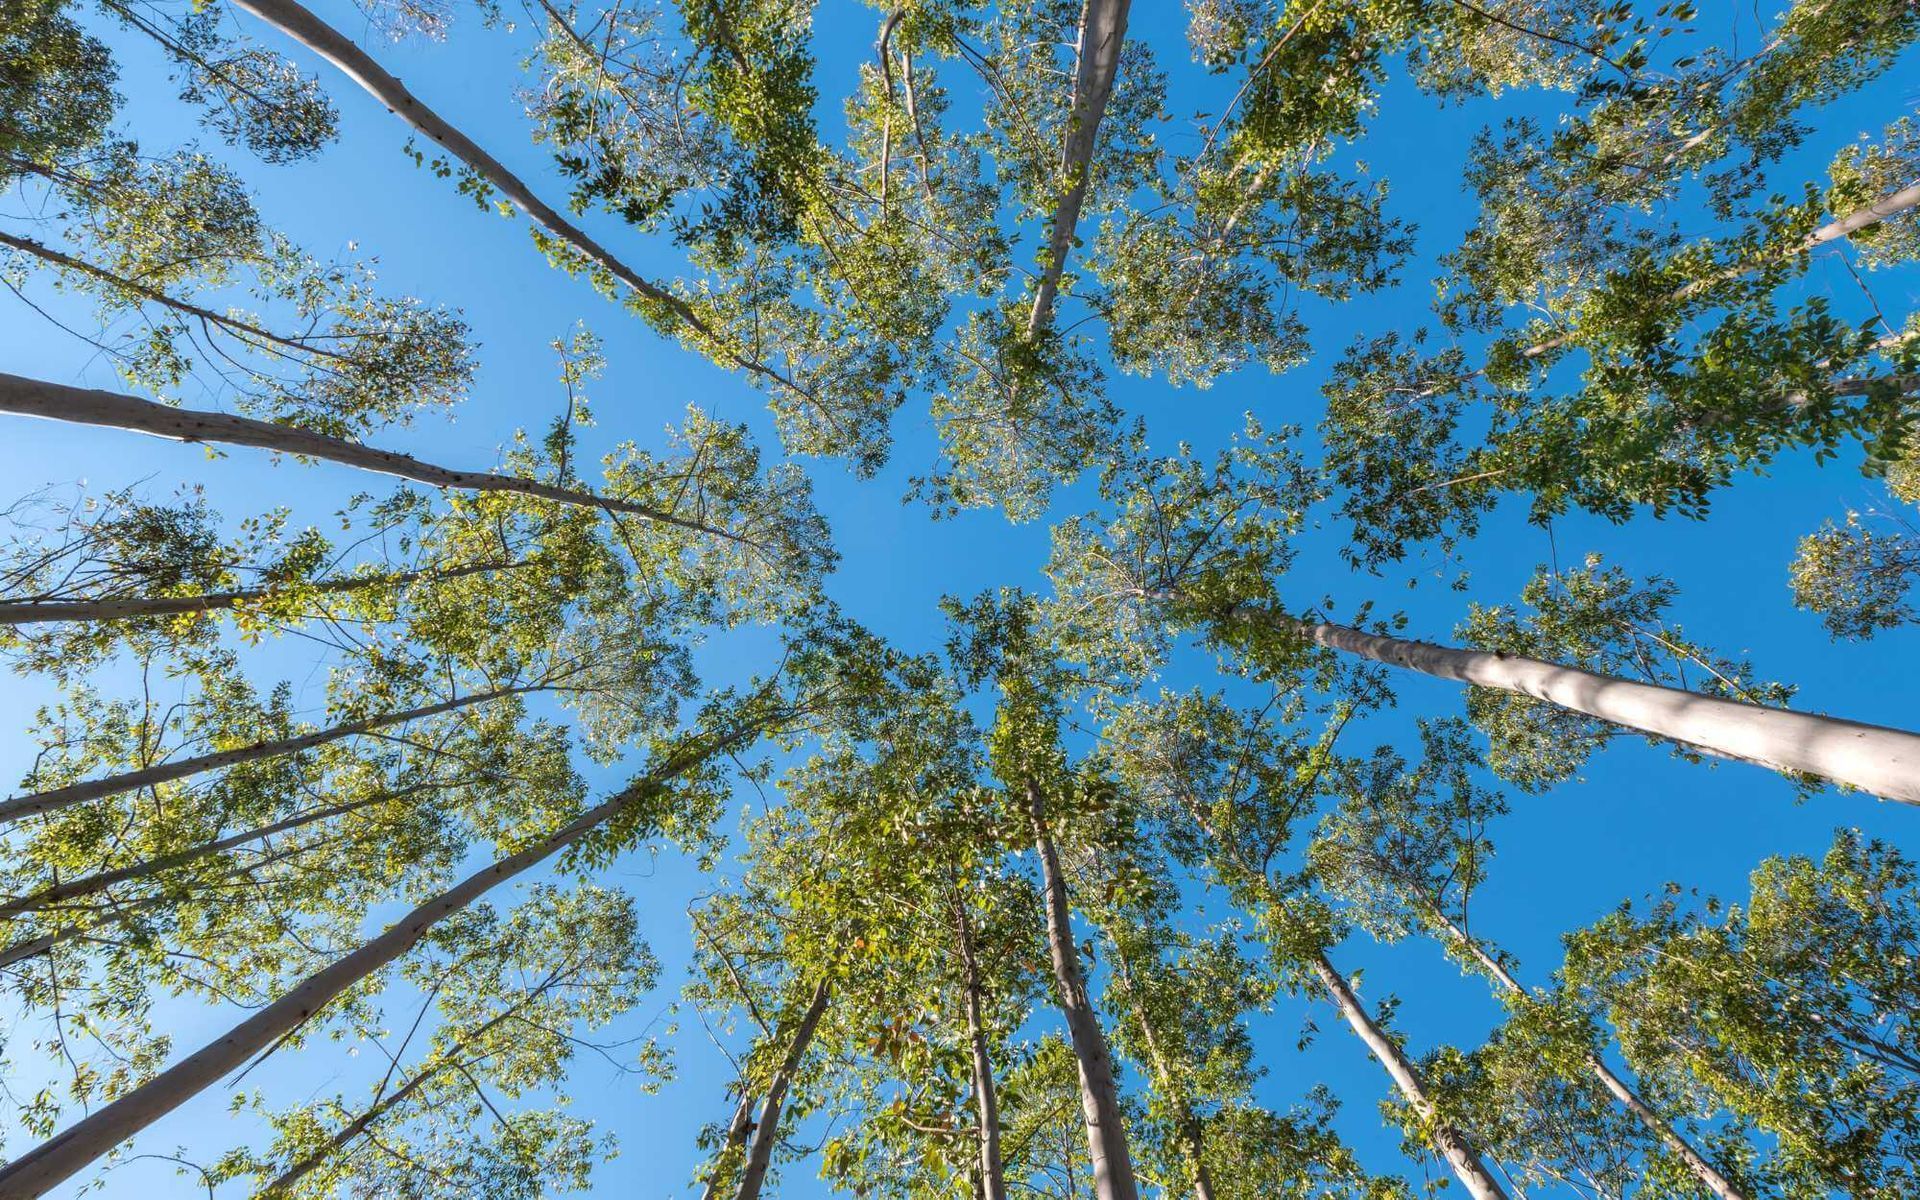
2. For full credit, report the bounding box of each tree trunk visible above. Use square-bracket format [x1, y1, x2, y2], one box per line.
[1254, 613, 1920, 805]
[953, 889, 1008, 1200]
[1025, 780, 1140, 1200]
[1111, 944, 1214, 1200]
[700, 1089, 760, 1200]
[225, 0, 694, 326]
[1425, 909, 1750, 1200]
[0, 684, 537, 826]
[1310, 953, 1509, 1200]
[0, 557, 522, 626]
[1026, 0, 1132, 336]
[733, 977, 832, 1200]
[0, 372, 747, 545]
[0, 720, 760, 1198]
[0, 783, 438, 919]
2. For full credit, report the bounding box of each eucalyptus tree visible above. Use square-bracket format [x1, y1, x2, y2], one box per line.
[1790, 474, 1920, 640]
[218, 883, 665, 1198]
[1453, 554, 1798, 792]
[1310, 718, 1757, 1200]
[1561, 830, 1920, 1198]
[1102, 911, 1270, 1200]
[0, 371, 833, 589]
[1047, 438, 1920, 804]
[0, 690, 577, 1145]
[952, 590, 1143, 1200]
[767, 668, 1049, 1200]
[0, 612, 889, 1197]
[1, 16, 469, 440]
[1101, 688, 1502, 1200]
[1324, 5, 1920, 565]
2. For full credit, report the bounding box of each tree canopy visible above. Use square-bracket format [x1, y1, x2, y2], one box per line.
[1, 1, 1918, 1198]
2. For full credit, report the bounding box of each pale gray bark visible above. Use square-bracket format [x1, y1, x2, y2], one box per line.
[700, 1089, 760, 1200]
[954, 891, 1009, 1200]
[0, 372, 748, 544]
[733, 977, 832, 1200]
[1026, 780, 1140, 1200]
[1259, 613, 1920, 806]
[1026, 0, 1132, 337]
[1426, 909, 1750, 1200]
[0, 684, 536, 826]
[0, 558, 520, 626]
[1311, 953, 1510, 1200]
[0, 790, 400, 919]
[225, 0, 691, 323]
[0, 721, 759, 1198]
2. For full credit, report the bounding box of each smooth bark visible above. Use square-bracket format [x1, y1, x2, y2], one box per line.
[699, 1089, 760, 1200]
[0, 778, 453, 919]
[0, 720, 760, 1198]
[0, 558, 521, 627]
[1025, 780, 1140, 1200]
[953, 890, 1009, 1200]
[1310, 953, 1509, 1200]
[1426, 909, 1750, 1200]
[733, 977, 832, 1200]
[0, 373, 748, 544]
[225, 0, 693, 324]
[0, 684, 536, 826]
[1027, 0, 1132, 336]
[1252, 612, 1920, 805]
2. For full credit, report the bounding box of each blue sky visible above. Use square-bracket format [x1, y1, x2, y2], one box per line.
[3, 0, 1919, 1195]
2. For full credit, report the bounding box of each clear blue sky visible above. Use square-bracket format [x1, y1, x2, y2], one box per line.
[3, 1, 1918, 1195]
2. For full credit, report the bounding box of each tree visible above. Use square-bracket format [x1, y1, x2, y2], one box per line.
[221, 884, 666, 1198]
[0, 654, 817, 1197]
[966, 593, 1142, 1200]
[1562, 830, 1920, 1197]
[1047, 439, 1920, 804]
[1311, 718, 1756, 1200]
[1101, 688, 1507, 1200]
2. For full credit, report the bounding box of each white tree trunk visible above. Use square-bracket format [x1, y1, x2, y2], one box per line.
[0, 684, 536, 826]
[1026, 781, 1140, 1200]
[733, 977, 832, 1200]
[1311, 953, 1509, 1200]
[1026, 0, 1132, 336]
[700, 1089, 760, 1200]
[0, 372, 745, 543]
[1271, 614, 1920, 805]
[955, 893, 1009, 1200]
[226, 0, 692, 325]
[0, 558, 520, 626]
[0, 790, 402, 919]
[0, 721, 759, 1198]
